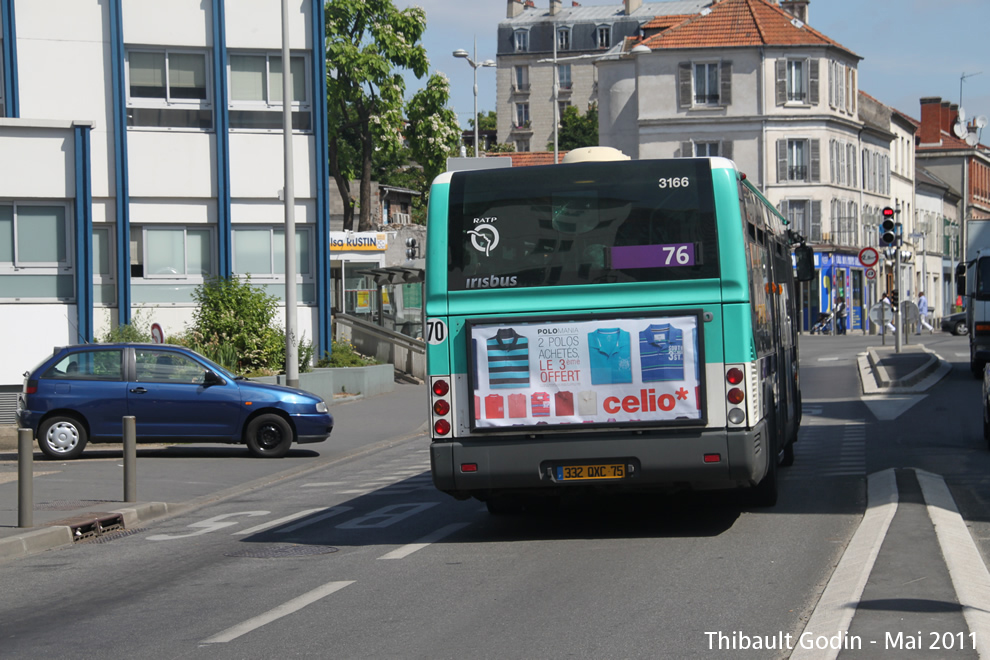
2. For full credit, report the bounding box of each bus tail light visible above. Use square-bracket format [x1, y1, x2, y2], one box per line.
[430, 376, 453, 439]
[725, 364, 751, 428]
[976, 323, 990, 336]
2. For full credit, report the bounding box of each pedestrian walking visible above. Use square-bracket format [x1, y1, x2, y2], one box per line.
[835, 296, 847, 335]
[917, 291, 933, 334]
[881, 291, 896, 335]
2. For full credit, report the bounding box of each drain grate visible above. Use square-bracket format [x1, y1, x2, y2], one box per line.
[224, 545, 339, 558]
[82, 528, 146, 544]
[37, 500, 116, 512]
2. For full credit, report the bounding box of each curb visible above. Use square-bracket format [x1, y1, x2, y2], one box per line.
[860, 347, 948, 394]
[0, 501, 170, 563]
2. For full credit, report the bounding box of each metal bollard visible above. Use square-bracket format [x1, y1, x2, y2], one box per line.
[18, 428, 33, 528]
[123, 416, 136, 503]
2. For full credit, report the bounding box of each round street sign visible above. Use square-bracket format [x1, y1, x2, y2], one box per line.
[858, 247, 880, 269]
[151, 323, 164, 344]
[865, 268, 876, 280]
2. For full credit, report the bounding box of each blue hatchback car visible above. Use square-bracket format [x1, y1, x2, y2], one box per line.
[17, 343, 333, 460]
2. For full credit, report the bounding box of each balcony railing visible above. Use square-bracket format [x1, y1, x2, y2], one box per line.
[788, 166, 808, 180]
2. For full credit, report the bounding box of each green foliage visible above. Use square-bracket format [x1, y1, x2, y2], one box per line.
[406, 73, 462, 201]
[326, 0, 428, 231]
[99, 309, 152, 343]
[315, 340, 380, 368]
[487, 142, 516, 154]
[549, 103, 599, 152]
[188, 276, 284, 373]
[468, 110, 498, 132]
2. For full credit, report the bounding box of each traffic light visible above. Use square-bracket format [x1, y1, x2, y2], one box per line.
[880, 207, 897, 245]
[890, 289, 899, 312]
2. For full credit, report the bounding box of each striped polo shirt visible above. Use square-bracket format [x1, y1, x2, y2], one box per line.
[639, 323, 684, 382]
[486, 328, 530, 389]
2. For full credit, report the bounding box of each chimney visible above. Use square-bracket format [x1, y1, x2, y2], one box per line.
[550, 0, 561, 15]
[524, 0, 535, 8]
[624, 0, 643, 15]
[946, 102, 960, 134]
[919, 97, 943, 145]
[780, 0, 809, 23]
[507, 0, 524, 18]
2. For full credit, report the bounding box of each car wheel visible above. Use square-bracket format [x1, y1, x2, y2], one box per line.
[245, 413, 293, 458]
[38, 415, 88, 460]
[955, 321, 969, 336]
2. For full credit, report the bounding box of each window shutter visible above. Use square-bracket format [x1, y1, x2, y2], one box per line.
[678, 62, 692, 109]
[680, 141, 693, 158]
[776, 140, 787, 183]
[775, 60, 786, 106]
[721, 140, 733, 161]
[809, 60, 819, 105]
[828, 62, 834, 108]
[811, 200, 822, 242]
[810, 139, 820, 182]
[779, 200, 790, 223]
[720, 61, 732, 105]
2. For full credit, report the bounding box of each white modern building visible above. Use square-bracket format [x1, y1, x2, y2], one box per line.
[0, 0, 332, 398]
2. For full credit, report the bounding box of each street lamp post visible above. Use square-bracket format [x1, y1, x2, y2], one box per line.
[453, 38, 495, 157]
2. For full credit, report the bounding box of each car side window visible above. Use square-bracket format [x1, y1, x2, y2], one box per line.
[43, 350, 123, 380]
[135, 349, 207, 384]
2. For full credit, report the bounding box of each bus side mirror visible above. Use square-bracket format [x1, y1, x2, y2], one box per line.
[794, 245, 814, 282]
[956, 262, 967, 296]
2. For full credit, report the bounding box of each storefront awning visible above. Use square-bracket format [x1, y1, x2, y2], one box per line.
[354, 266, 424, 286]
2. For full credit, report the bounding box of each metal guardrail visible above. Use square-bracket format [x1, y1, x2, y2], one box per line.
[335, 313, 426, 381]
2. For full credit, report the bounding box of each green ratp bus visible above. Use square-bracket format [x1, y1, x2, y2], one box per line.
[425, 150, 814, 512]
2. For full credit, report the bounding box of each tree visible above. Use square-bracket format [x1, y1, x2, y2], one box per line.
[549, 103, 599, 152]
[405, 73, 462, 198]
[326, 0, 428, 231]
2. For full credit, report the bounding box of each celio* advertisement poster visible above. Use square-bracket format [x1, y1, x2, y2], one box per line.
[467, 314, 703, 431]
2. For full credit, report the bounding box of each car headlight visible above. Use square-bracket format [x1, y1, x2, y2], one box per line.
[315, 401, 328, 414]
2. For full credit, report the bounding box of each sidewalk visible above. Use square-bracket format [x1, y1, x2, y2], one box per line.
[0, 381, 428, 562]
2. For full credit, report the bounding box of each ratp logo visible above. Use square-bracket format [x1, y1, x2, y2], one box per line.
[467, 224, 500, 257]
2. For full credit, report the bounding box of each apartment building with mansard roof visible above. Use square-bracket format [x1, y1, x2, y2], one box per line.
[0, 0, 331, 390]
[597, 0, 900, 330]
[496, 0, 710, 153]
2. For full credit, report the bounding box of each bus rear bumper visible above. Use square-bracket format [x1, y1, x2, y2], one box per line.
[430, 421, 771, 498]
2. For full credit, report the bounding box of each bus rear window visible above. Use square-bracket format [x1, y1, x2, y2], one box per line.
[447, 159, 720, 291]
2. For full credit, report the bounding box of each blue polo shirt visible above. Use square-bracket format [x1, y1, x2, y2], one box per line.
[639, 323, 684, 382]
[588, 328, 632, 385]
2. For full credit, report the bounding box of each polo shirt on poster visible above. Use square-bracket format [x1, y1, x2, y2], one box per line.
[639, 323, 684, 382]
[531, 392, 550, 417]
[486, 328, 530, 389]
[577, 390, 597, 416]
[485, 394, 505, 419]
[587, 328, 632, 385]
[555, 391, 574, 416]
[508, 393, 527, 418]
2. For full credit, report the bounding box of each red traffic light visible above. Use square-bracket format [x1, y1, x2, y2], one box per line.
[882, 206, 895, 218]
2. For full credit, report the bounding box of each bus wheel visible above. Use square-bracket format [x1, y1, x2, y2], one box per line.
[485, 495, 525, 515]
[751, 405, 779, 507]
[780, 439, 795, 468]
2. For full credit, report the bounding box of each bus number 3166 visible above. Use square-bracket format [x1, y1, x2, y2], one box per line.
[658, 177, 690, 188]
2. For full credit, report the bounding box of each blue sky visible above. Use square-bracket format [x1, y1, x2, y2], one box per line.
[394, 0, 990, 139]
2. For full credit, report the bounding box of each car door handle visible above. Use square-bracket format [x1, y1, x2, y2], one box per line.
[130, 387, 148, 394]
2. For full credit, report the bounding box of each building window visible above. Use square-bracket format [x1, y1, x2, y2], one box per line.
[557, 63, 572, 90]
[515, 139, 530, 152]
[557, 100, 571, 122]
[0, 204, 74, 301]
[557, 27, 570, 52]
[131, 226, 212, 303]
[787, 140, 807, 180]
[233, 226, 314, 303]
[597, 25, 611, 49]
[515, 102, 530, 128]
[93, 226, 116, 305]
[695, 141, 719, 157]
[781, 199, 820, 243]
[228, 52, 311, 131]
[679, 61, 732, 108]
[514, 65, 529, 91]
[126, 49, 212, 130]
[694, 62, 719, 105]
[0, 44, 4, 117]
[787, 60, 805, 102]
[514, 30, 529, 53]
